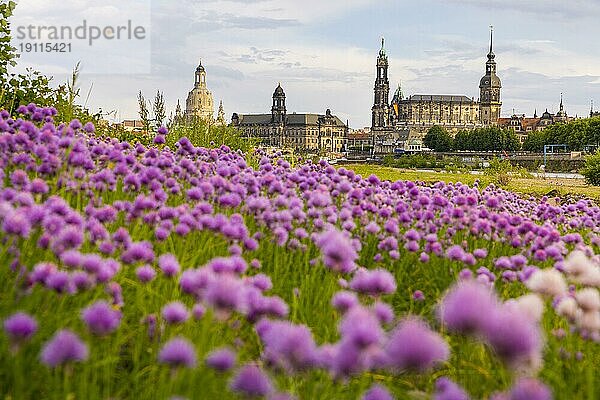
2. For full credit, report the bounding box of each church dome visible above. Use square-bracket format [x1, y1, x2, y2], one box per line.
[273, 83, 285, 97]
[196, 60, 205, 73]
[479, 74, 501, 88]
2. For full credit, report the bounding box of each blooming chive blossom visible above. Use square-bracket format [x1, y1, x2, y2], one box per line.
[362, 384, 394, 400]
[434, 377, 470, 400]
[205, 347, 237, 372]
[81, 300, 122, 335]
[316, 229, 358, 273]
[158, 337, 197, 368]
[385, 317, 449, 371]
[4, 312, 38, 341]
[349, 269, 397, 296]
[41, 330, 88, 367]
[230, 364, 273, 397]
[162, 301, 190, 324]
[136, 265, 156, 283]
[158, 253, 180, 277]
[439, 281, 498, 334]
[508, 378, 552, 400]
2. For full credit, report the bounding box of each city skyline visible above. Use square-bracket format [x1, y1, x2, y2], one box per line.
[12, 0, 600, 128]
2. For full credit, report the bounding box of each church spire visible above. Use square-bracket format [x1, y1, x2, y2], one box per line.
[489, 25, 494, 56]
[560, 92, 564, 112]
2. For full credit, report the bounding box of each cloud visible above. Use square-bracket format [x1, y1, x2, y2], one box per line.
[441, 0, 600, 19]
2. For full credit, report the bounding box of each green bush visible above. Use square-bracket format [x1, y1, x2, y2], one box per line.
[581, 151, 600, 186]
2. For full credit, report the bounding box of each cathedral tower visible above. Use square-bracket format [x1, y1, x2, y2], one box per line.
[271, 83, 286, 123]
[372, 38, 391, 131]
[186, 60, 215, 121]
[479, 27, 502, 125]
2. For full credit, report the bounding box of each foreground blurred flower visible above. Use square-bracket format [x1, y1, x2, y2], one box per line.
[4, 312, 38, 342]
[41, 329, 88, 367]
[205, 347, 237, 372]
[385, 317, 449, 371]
[257, 320, 319, 372]
[438, 281, 498, 334]
[525, 269, 567, 298]
[158, 337, 197, 368]
[349, 269, 397, 296]
[230, 364, 273, 397]
[434, 377, 470, 400]
[316, 229, 357, 274]
[81, 300, 122, 335]
[362, 384, 393, 400]
[162, 301, 190, 324]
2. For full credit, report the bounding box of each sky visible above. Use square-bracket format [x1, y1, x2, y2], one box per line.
[10, 0, 600, 128]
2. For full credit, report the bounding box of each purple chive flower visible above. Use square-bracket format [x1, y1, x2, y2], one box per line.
[205, 347, 237, 372]
[158, 337, 197, 368]
[230, 364, 273, 397]
[509, 378, 552, 400]
[41, 329, 89, 367]
[362, 384, 393, 400]
[331, 291, 359, 313]
[373, 301, 395, 324]
[162, 301, 189, 324]
[4, 312, 38, 342]
[349, 269, 397, 296]
[316, 228, 358, 274]
[81, 300, 121, 335]
[158, 253, 180, 277]
[257, 320, 319, 372]
[136, 265, 156, 283]
[192, 303, 206, 320]
[482, 305, 542, 365]
[385, 317, 449, 371]
[438, 281, 498, 334]
[413, 290, 425, 301]
[45, 271, 72, 293]
[434, 377, 469, 400]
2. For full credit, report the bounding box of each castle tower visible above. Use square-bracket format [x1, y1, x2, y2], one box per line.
[372, 38, 391, 131]
[185, 59, 215, 122]
[271, 83, 286, 123]
[479, 27, 502, 125]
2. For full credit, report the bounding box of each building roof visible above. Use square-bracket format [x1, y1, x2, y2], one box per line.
[236, 113, 346, 127]
[405, 95, 476, 103]
[237, 114, 272, 125]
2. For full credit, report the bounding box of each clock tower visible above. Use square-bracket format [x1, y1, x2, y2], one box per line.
[479, 27, 502, 125]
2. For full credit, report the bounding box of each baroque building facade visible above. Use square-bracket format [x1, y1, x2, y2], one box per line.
[231, 84, 348, 153]
[371, 29, 502, 153]
[185, 60, 215, 122]
[498, 95, 573, 143]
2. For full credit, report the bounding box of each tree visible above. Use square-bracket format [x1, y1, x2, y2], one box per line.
[423, 125, 452, 152]
[138, 91, 150, 133]
[581, 150, 600, 186]
[522, 131, 547, 153]
[153, 90, 166, 129]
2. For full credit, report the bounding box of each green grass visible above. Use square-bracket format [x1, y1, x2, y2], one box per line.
[343, 163, 600, 200]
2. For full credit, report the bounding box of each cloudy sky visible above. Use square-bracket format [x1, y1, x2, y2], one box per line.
[10, 0, 600, 128]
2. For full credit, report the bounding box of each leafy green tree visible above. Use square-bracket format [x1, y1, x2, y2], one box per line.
[153, 90, 166, 129]
[522, 131, 547, 152]
[581, 150, 600, 186]
[423, 125, 452, 152]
